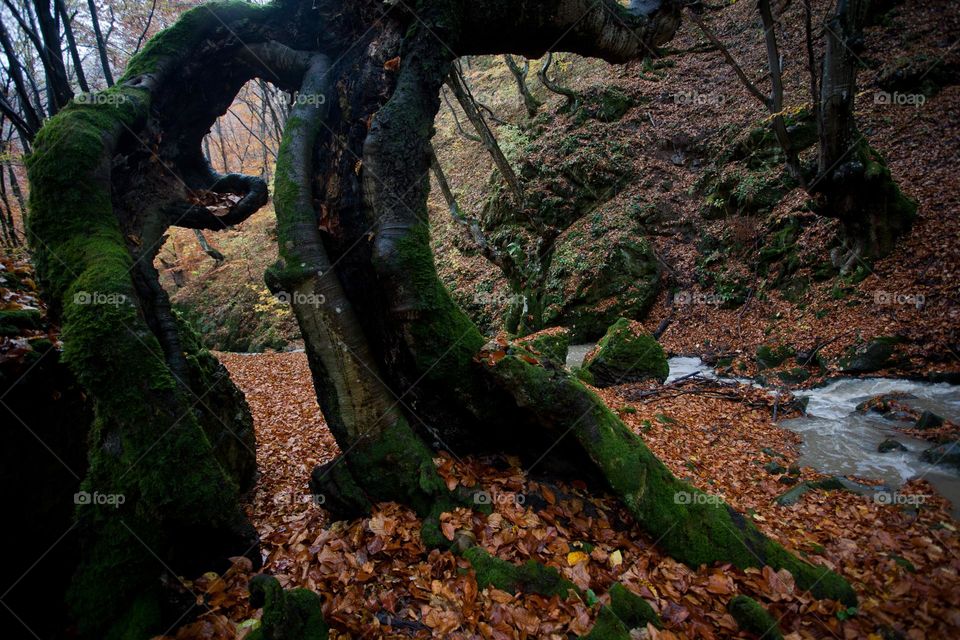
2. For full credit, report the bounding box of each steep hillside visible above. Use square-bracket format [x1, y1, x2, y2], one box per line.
[429, 0, 960, 384]
[160, 0, 959, 386]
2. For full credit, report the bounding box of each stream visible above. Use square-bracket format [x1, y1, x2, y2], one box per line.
[568, 346, 960, 516]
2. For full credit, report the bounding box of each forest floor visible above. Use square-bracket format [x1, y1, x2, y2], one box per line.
[162, 351, 960, 640]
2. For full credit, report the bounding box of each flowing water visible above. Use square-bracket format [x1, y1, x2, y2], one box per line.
[782, 377, 960, 517]
[567, 348, 960, 515]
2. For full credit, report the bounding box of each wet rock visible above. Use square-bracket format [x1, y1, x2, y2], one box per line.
[915, 410, 944, 430]
[756, 344, 795, 370]
[764, 461, 787, 475]
[920, 441, 960, 469]
[855, 391, 916, 414]
[878, 438, 907, 453]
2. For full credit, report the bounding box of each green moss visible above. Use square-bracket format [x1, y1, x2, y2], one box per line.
[756, 344, 795, 369]
[344, 416, 446, 517]
[491, 355, 856, 606]
[727, 595, 783, 640]
[0, 307, 41, 335]
[581, 606, 630, 639]
[574, 87, 633, 124]
[461, 547, 637, 639]
[575, 366, 596, 385]
[121, 1, 277, 79]
[839, 336, 903, 373]
[248, 574, 328, 640]
[391, 221, 486, 382]
[778, 367, 811, 384]
[26, 26, 255, 639]
[520, 329, 571, 366]
[583, 318, 668, 386]
[463, 547, 574, 597]
[546, 237, 660, 341]
[608, 582, 662, 629]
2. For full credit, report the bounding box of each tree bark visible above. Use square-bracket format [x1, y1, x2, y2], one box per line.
[87, 0, 115, 86]
[503, 54, 542, 117]
[814, 0, 915, 263]
[446, 63, 524, 203]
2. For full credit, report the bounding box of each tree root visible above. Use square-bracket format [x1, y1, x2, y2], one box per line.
[485, 350, 857, 606]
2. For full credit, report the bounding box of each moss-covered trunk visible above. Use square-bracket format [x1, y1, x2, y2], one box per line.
[25, 1, 858, 637]
[814, 0, 916, 264]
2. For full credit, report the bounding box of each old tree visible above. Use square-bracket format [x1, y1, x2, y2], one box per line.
[26, 0, 860, 637]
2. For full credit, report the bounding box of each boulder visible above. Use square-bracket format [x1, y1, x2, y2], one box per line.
[855, 392, 916, 414]
[915, 410, 944, 430]
[840, 337, 903, 374]
[517, 327, 570, 367]
[920, 441, 960, 469]
[878, 438, 907, 453]
[546, 237, 660, 342]
[582, 318, 668, 388]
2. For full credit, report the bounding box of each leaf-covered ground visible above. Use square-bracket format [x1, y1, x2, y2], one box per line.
[165, 351, 960, 640]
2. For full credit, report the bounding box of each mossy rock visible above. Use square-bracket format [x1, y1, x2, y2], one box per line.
[582, 318, 668, 388]
[839, 337, 904, 373]
[464, 547, 573, 597]
[546, 236, 660, 342]
[248, 575, 328, 640]
[915, 411, 944, 430]
[877, 52, 959, 98]
[0, 307, 42, 336]
[777, 367, 811, 384]
[696, 110, 816, 220]
[727, 595, 784, 640]
[574, 86, 634, 124]
[756, 344, 795, 369]
[581, 606, 631, 639]
[608, 582, 662, 629]
[517, 327, 571, 367]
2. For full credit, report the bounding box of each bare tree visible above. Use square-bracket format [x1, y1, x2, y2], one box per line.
[688, 0, 915, 264]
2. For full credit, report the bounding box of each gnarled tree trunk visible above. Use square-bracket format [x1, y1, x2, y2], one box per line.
[25, 1, 855, 637]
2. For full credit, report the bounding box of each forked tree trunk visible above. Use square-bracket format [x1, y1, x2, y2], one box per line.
[25, 1, 854, 637]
